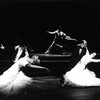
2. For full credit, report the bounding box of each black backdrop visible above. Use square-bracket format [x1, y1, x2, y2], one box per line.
[0, 1, 100, 53]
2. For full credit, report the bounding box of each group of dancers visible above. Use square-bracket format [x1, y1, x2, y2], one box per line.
[0, 28, 100, 96]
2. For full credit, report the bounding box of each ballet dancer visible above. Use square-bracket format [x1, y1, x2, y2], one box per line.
[45, 28, 77, 54]
[60, 40, 100, 87]
[0, 45, 49, 96]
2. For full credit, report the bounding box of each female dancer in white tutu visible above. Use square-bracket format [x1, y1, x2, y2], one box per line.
[60, 40, 100, 87]
[0, 45, 49, 96]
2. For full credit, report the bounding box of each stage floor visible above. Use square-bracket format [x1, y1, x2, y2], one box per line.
[2, 76, 100, 100]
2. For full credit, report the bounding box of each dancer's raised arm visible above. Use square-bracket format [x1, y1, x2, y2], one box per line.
[24, 47, 29, 57]
[14, 45, 24, 63]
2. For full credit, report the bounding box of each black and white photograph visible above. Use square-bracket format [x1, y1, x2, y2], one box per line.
[0, 0, 100, 100]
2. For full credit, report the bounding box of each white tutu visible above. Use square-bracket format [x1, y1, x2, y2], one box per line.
[0, 57, 34, 96]
[64, 67, 100, 87]
[0, 69, 33, 96]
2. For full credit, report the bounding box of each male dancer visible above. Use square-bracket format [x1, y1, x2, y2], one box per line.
[45, 28, 77, 54]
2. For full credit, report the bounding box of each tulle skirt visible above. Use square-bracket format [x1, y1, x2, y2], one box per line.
[64, 68, 100, 87]
[0, 71, 33, 96]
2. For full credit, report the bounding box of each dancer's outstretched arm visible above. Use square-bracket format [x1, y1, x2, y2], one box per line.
[47, 30, 59, 34]
[91, 59, 100, 63]
[28, 64, 50, 71]
[90, 52, 100, 63]
[65, 36, 77, 41]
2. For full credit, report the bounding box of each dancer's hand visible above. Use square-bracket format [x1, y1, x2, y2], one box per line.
[44, 67, 50, 72]
[90, 52, 96, 58]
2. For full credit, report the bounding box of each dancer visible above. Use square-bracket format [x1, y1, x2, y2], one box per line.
[60, 40, 100, 87]
[0, 45, 49, 96]
[45, 28, 77, 54]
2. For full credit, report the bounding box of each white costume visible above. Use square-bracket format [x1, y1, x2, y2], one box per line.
[0, 46, 47, 96]
[63, 47, 100, 87]
[14, 45, 24, 63]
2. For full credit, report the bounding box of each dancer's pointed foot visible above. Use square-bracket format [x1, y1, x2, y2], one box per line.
[45, 50, 49, 54]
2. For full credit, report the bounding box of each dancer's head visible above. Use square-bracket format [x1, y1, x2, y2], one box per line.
[82, 40, 87, 47]
[59, 31, 66, 37]
[77, 40, 87, 48]
[31, 55, 40, 64]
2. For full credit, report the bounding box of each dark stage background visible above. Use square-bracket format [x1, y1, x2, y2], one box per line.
[0, 1, 100, 53]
